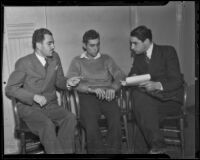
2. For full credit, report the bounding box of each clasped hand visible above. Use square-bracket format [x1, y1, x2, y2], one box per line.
[92, 88, 116, 101]
[33, 94, 47, 107]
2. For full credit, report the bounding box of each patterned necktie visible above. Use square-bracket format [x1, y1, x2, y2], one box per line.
[44, 58, 49, 70]
[144, 52, 150, 64]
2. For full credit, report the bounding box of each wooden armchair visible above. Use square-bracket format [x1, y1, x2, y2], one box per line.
[159, 82, 188, 158]
[11, 90, 69, 154]
[68, 88, 131, 154]
[129, 82, 188, 157]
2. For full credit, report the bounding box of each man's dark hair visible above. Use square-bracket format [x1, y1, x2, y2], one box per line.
[32, 28, 53, 50]
[130, 25, 152, 42]
[82, 29, 100, 44]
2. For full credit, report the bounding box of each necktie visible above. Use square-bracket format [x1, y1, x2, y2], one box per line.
[44, 58, 49, 70]
[144, 52, 150, 64]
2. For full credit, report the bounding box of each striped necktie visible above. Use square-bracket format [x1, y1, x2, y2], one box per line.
[144, 52, 150, 64]
[44, 58, 49, 70]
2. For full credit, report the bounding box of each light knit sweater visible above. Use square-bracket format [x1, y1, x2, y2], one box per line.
[67, 54, 126, 93]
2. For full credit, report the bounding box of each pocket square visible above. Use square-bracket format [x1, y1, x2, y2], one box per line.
[55, 65, 58, 70]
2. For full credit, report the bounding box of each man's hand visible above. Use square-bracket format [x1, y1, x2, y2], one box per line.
[138, 81, 162, 92]
[120, 80, 127, 86]
[93, 88, 106, 100]
[67, 76, 82, 87]
[105, 89, 116, 101]
[33, 94, 47, 107]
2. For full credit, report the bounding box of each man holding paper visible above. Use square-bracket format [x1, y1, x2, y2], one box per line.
[124, 25, 184, 154]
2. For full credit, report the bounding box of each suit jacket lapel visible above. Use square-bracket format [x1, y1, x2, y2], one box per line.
[31, 53, 46, 77]
[149, 44, 159, 75]
[41, 56, 58, 92]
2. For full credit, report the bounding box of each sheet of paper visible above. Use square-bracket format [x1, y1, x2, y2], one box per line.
[125, 74, 151, 86]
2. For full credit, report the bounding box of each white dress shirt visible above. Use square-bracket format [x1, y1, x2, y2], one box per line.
[146, 43, 153, 59]
[80, 52, 101, 59]
[35, 52, 46, 66]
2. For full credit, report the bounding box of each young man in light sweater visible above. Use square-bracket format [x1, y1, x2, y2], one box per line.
[67, 29, 126, 154]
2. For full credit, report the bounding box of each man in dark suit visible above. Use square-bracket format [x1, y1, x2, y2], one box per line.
[5, 28, 81, 154]
[127, 25, 184, 154]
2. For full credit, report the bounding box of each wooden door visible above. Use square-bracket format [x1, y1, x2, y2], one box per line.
[3, 7, 46, 154]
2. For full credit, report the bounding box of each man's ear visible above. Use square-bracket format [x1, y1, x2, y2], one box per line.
[36, 42, 41, 50]
[144, 39, 150, 45]
[82, 43, 86, 51]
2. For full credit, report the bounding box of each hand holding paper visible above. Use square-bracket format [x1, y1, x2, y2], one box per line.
[121, 74, 151, 86]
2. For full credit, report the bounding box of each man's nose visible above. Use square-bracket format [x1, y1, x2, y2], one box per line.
[51, 44, 55, 50]
[94, 46, 98, 51]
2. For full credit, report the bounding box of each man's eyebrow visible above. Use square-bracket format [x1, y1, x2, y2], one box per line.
[90, 43, 99, 45]
[131, 42, 138, 44]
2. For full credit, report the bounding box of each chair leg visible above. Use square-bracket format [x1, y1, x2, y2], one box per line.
[20, 132, 26, 154]
[132, 122, 138, 154]
[80, 128, 86, 153]
[123, 115, 130, 153]
[180, 118, 185, 158]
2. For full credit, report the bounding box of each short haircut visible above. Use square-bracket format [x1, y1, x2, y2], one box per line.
[32, 28, 53, 50]
[130, 25, 152, 42]
[82, 29, 100, 44]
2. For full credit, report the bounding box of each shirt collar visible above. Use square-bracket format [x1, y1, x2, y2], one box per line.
[146, 43, 154, 59]
[35, 52, 46, 66]
[80, 52, 101, 60]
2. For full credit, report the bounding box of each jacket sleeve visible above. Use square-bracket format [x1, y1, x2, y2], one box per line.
[66, 58, 89, 93]
[5, 58, 35, 105]
[158, 46, 184, 92]
[54, 52, 67, 90]
[128, 57, 140, 76]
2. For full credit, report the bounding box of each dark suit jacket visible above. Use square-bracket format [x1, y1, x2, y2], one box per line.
[128, 43, 184, 104]
[5, 52, 67, 109]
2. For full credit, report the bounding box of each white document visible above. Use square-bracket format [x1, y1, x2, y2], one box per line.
[123, 74, 151, 86]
